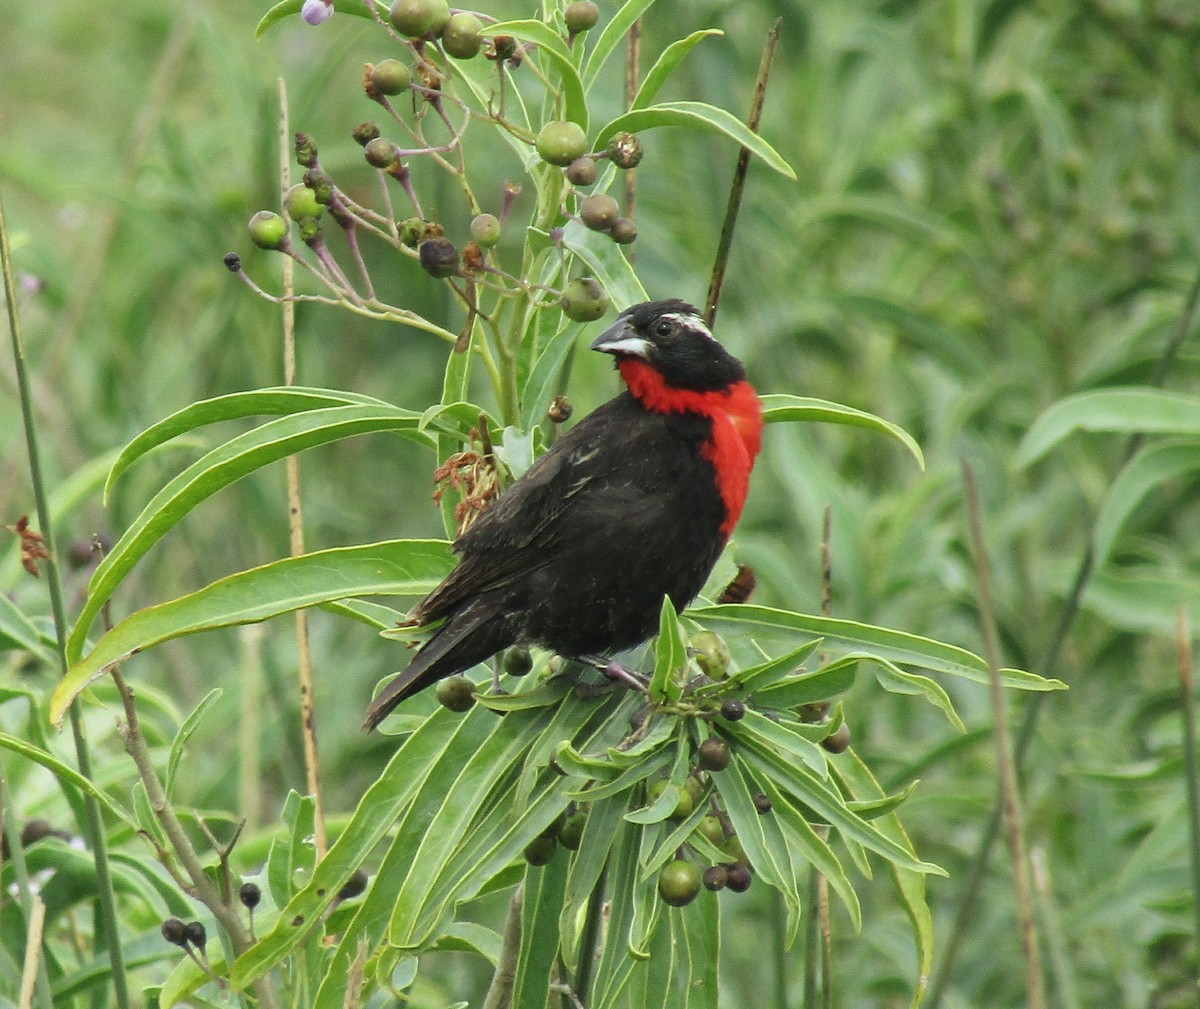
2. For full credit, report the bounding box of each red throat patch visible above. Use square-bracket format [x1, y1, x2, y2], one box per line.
[618, 358, 763, 538]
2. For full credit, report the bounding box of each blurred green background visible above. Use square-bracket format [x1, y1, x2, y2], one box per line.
[3, 0, 1199, 1005]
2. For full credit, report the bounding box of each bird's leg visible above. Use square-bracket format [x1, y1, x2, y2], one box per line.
[490, 655, 503, 694]
[578, 654, 649, 694]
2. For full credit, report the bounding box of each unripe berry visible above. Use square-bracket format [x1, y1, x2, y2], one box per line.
[606, 130, 643, 169]
[442, 13, 483, 59]
[389, 0, 436, 37]
[658, 859, 702, 907]
[557, 809, 587, 850]
[503, 645, 533, 677]
[566, 157, 598, 187]
[524, 834, 557, 866]
[427, 0, 450, 35]
[370, 58, 412, 95]
[564, 1, 599, 34]
[697, 737, 732, 772]
[536, 120, 588, 167]
[364, 137, 398, 169]
[579, 194, 619, 231]
[690, 631, 730, 679]
[702, 864, 728, 891]
[695, 815, 725, 846]
[284, 183, 321, 222]
[470, 212, 502, 248]
[822, 721, 852, 754]
[398, 217, 425, 247]
[248, 211, 288, 250]
[649, 780, 693, 821]
[419, 237, 461, 278]
[726, 862, 753, 893]
[436, 674, 475, 712]
[560, 277, 608, 322]
[352, 121, 381, 146]
[609, 217, 638, 245]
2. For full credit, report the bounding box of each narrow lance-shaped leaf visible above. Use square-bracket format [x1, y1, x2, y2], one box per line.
[1016, 387, 1200, 467]
[52, 540, 454, 726]
[68, 404, 432, 662]
[650, 596, 687, 703]
[631, 30, 724, 110]
[761, 394, 925, 470]
[595, 102, 796, 179]
[581, 0, 659, 92]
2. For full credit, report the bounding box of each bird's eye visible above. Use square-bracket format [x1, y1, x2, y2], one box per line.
[654, 320, 674, 337]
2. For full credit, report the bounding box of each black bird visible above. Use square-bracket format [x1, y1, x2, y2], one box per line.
[364, 299, 763, 729]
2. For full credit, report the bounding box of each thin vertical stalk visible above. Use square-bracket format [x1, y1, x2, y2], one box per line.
[624, 18, 641, 234]
[961, 460, 1045, 1009]
[2, 769, 54, 1009]
[1177, 608, 1200, 1009]
[482, 883, 523, 1009]
[279, 77, 328, 859]
[930, 261, 1200, 1006]
[1, 193, 132, 1009]
[704, 18, 781, 329]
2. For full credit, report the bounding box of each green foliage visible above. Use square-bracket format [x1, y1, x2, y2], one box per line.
[4, 0, 1200, 1007]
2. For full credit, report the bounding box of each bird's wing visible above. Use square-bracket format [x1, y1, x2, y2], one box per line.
[414, 395, 703, 622]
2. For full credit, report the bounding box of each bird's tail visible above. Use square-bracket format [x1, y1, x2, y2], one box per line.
[363, 600, 512, 731]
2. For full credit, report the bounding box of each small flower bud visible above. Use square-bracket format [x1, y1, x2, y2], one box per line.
[419, 237, 461, 278]
[301, 0, 334, 25]
[352, 121, 381, 146]
[294, 132, 318, 169]
[303, 169, 333, 205]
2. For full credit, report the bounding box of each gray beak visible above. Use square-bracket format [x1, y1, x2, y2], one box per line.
[590, 315, 652, 358]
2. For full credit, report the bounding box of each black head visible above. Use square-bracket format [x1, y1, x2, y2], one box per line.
[589, 299, 746, 391]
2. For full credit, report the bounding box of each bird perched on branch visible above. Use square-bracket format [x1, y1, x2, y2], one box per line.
[364, 299, 763, 729]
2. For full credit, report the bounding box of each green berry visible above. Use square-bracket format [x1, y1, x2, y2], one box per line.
[248, 211, 288, 250]
[695, 815, 725, 846]
[419, 237, 461, 278]
[579, 193, 619, 231]
[564, 1, 599, 34]
[658, 860, 702, 907]
[389, 0, 436, 37]
[557, 809, 587, 850]
[649, 780, 693, 821]
[442, 12, 483, 59]
[283, 183, 321, 222]
[690, 630, 730, 679]
[502, 645, 533, 677]
[609, 217, 637, 245]
[566, 157, 598, 187]
[536, 120, 588, 167]
[436, 675, 475, 712]
[370, 58, 412, 95]
[399, 217, 425, 247]
[697, 737, 732, 772]
[352, 121, 381, 146]
[364, 137, 398, 169]
[560, 277, 608, 322]
[427, 0, 451, 35]
[470, 212, 502, 248]
[524, 834, 557, 866]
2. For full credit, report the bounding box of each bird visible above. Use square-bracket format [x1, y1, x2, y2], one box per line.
[363, 298, 763, 729]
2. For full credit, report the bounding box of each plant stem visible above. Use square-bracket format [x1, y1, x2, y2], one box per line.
[482, 883, 523, 1009]
[929, 261, 1200, 1005]
[704, 18, 781, 329]
[1177, 608, 1200, 1009]
[1, 192, 133, 1009]
[961, 460, 1045, 1009]
[279, 76, 328, 862]
[574, 863, 607, 1006]
[1, 767, 55, 1009]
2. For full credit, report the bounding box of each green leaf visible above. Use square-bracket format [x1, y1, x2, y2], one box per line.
[0, 593, 53, 665]
[255, 0, 386, 38]
[693, 639, 825, 697]
[0, 731, 133, 826]
[488, 20, 588, 130]
[560, 218, 649, 311]
[1093, 439, 1200, 565]
[761, 393, 925, 469]
[690, 604, 1064, 692]
[595, 102, 796, 179]
[631, 30, 724, 110]
[69, 404, 432, 663]
[52, 540, 454, 726]
[103, 386, 391, 500]
[1016, 387, 1200, 467]
[582, 0, 658, 93]
[512, 859, 569, 1009]
[752, 661, 858, 711]
[165, 689, 222, 798]
[651, 596, 687, 703]
[867, 655, 966, 732]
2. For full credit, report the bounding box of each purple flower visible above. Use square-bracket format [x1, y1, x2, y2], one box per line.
[301, 0, 334, 25]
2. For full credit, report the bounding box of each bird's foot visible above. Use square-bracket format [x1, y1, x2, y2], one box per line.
[576, 654, 649, 694]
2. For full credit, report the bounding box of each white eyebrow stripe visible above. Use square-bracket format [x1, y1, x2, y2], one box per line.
[657, 312, 715, 340]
